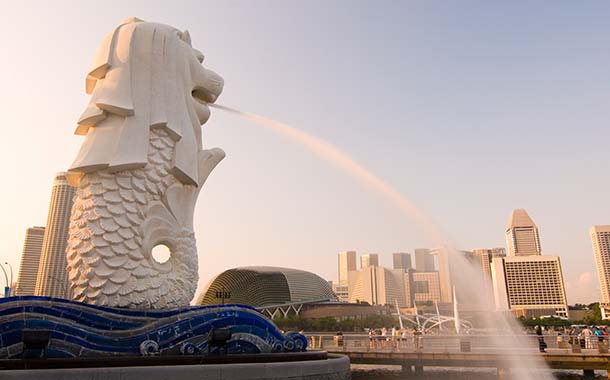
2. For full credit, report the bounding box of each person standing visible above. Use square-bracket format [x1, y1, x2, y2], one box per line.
[579, 326, 593, 349]
[595, 326, 604, 343]
[535, 325, 546, 353]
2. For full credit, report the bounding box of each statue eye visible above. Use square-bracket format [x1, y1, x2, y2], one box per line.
[194, 49, 205, 64]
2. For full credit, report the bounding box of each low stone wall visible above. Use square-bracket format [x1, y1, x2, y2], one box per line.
[0, 354, 350, 380]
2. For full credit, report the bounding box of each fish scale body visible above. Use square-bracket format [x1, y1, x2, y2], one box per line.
[66, 129, 198, 309]
[66, 19, 225, 309]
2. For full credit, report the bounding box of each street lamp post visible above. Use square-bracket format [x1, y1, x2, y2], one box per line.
[0, 263, 9, 297]
[4, 262, 13, 296]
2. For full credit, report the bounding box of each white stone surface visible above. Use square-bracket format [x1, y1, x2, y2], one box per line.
[66, 18, 224, 308]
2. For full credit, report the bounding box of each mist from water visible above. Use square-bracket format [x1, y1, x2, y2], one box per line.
[211, 103, 554, 380]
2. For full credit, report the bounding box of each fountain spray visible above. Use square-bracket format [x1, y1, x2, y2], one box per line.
[211, 103, 554, 380]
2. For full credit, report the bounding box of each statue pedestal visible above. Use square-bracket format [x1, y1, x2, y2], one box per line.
[0, 353, 350, 380]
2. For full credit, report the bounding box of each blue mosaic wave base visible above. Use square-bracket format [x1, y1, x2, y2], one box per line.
[0, 296, 307, 358]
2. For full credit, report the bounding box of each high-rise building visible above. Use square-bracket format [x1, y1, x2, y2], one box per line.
[15, 227, 46, 295]
[35, 173, 75, 298]
[491, 255, 568, 317]
[392, 252, 412, 271]
[428, 247, 478, 304]
[347, 264, 441, 308]
[433, 247, 453, 303]
[332, 283, 349, 302]
[407, 270, 442, 307]
[471, 248, 506, 305]
[492, 209, 568, 317]
[590, 225, 610, 319]
[360, 253, 379, 269]
[414, 248, 435, 271]
[471, 248, 506, 286]
[505, 209, 541, 256]
[348, 265, 406, 306]
[338, 251, 357, 285]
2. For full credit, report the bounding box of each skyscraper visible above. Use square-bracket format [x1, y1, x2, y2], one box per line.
[590, 225, 610, 318]
[505, 209, 541, 256]
[491, 255, 568, 317]
[348, 266, 406, 306]
[471, 248, 506, 286]
[360, 253, 379, 269]
[491, 209, 569, 317]
[392, 252, 412, 271]
[414, 248, 435, 271]
[15, 226, 46, 295]
[35, 173, 75, 298]
[337, 251, 357, 285]
[409, 271, 442, 306]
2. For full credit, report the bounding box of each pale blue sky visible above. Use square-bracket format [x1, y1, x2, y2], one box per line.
[0, 1, 608, 303]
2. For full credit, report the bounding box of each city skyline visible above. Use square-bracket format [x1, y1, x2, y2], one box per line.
[9, 172, 603, 306]
[1, 2, 608, 304]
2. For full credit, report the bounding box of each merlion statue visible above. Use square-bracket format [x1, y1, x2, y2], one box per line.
[65, 18, 224, 309]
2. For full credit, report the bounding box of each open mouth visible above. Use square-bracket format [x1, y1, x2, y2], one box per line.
[192, 87, 217, 104]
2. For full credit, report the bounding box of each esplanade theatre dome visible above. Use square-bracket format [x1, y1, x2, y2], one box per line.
[197, 267, 337, 307]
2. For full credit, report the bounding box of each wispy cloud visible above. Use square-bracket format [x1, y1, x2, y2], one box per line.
[565, 271, 598, 304]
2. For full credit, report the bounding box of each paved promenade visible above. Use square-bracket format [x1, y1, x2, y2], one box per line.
[309, 334, 610, 378]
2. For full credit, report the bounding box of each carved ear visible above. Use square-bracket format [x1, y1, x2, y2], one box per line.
[180, 30, 192, 46]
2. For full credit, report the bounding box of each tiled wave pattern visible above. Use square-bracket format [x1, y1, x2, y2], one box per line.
[0, 296, 307, 358]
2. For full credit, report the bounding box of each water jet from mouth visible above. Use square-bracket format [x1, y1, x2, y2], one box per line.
[209, 103, 447, 246]
[210, 103, 555, 380]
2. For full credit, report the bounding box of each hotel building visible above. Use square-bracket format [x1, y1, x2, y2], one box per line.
[392, 252, 412, 271]
[360, 253, 379, 269]
[590, 225, 610, 319]
[35, 173, 75, 298]
[491, 209, 569, 317]
[505, 209, 541, 256]
[15, 227, 46, 295]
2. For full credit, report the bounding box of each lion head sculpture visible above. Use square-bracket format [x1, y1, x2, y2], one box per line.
[65, 18, 225, 308]
[69, 17, 223, 186]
